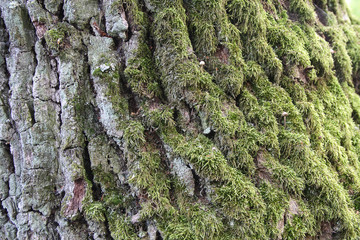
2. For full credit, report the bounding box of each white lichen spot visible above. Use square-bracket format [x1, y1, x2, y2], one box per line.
[131, 212, 141, 224]
[203, 127, 211, 135]
[99, 64, 111, 72]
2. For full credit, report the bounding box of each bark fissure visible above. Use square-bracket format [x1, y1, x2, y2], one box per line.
[0, 199, 15, 226]
[2, 142, 14, 174]
[103, 214, 114, 240]
[83, 137, 102, 202]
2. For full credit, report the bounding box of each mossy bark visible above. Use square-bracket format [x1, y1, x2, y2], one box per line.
[1, 0, 360, 239]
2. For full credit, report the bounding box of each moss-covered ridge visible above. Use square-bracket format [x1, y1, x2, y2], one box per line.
[47, 0, 360, 239]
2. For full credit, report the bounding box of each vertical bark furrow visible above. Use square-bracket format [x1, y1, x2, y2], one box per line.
[83, 137, 101, 202]
[0, 143, 17, 239]
[0, 199, 16, 239]
[0, 14, 15, 238]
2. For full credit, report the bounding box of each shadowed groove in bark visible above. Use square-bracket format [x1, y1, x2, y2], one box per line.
[103, 214, 114, 240]
[156, 230, 163, 240]
[0, 10, 12, 136]
[47, 209, 61, 240]
[37, 0, 46, 10]
[58, 2, 65, 21]
[120, 1, 134, 42]
[83, 137, 102, 201]
[190, 168, 203, 198]
[0, 200, 13, 225]
[2, 142, 15, 174]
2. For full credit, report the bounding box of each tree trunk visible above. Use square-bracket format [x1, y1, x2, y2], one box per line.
[1, 0, 360, 239]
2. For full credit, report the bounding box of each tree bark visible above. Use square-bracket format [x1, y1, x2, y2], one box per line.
[1, 0, 360, 239]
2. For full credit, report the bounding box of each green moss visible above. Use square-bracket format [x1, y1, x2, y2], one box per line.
[185, 0, 247, 97]
[289, 0, 316, 24]
[187, 11, 218, 57]
[94, 0, 360, 238]
[280, 76, 308, 102]
[343, 83, 360, 124]
[161, 129, 268, 237]
[324, 26, 353, 84]
[227, 0, 283, 81]
[263, 152, 305, 195]
[342, 25, 360, 88]
[174, 135, 229, 180]
[284, 214, 312, 239]
[44, 24, 67, 51]
[161, 200, 224, 240]
[84, 202, 106, 223]
[123, 121, 145, 152]
[116, 0, 147, 28]
[259, 182, 288, 239]
[92, 62, 129, 117]
[301, 26, 334, 78]
[227, 0, 267, 37]
[145, 106, 176, 129]
[226, 136, 258, 175]
[214, 169, 266, 220]
[108, 214, 140, 240]
[123, 120, 175, 218]
[125, 46, 161, 98]
[267, 20, 311, 68]
[238, 88, 279, 151]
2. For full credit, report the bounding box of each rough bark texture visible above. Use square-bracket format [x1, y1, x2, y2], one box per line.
[1, 0, 360, 239]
